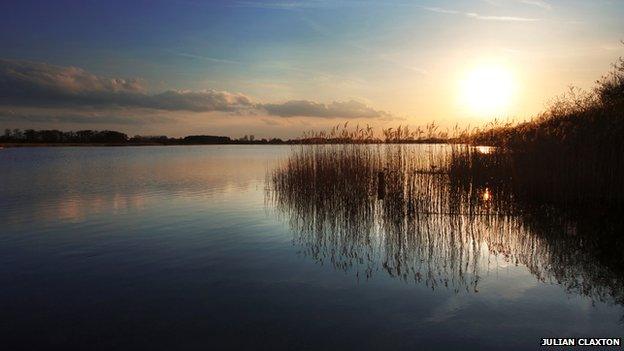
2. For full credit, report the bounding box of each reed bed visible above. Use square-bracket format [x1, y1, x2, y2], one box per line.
[268, 143, 624, 304]
[291, 53, 624, 206]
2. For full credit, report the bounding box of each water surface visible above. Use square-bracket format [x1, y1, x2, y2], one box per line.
[1, 145, 621, 350]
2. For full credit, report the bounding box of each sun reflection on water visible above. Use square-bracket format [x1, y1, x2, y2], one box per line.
[476, 146, 495, 154]
[482, 187, 492, 202]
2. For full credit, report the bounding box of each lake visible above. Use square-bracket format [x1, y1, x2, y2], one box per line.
[1, 145, 622, 350]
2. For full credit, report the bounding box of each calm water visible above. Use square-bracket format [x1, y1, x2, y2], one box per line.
[1, 145, 622, 350]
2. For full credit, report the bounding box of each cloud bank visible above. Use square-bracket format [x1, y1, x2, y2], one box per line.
[0, 59, 391, 120]
[261, 100, 390, 118]
[0, 59, 252, 112]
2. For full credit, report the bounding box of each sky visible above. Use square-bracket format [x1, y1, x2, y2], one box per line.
[0, 0, 622, 138]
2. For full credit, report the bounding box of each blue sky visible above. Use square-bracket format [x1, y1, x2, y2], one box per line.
[1, 0, 622, 137]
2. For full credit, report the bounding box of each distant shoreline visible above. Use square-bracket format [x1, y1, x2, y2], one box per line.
[1, 142, 155, 147]
[0, 142, 282, 148]
[0, 140, 451, 148]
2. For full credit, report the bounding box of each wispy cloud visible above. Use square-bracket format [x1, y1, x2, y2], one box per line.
[236, 1, 541, 22]
[171, 51, 240, 65]
[419, 6, 459, 15]
[465, 12, 539, 21]
[420, 5, 539, 22]
[232, 1, 336, 10]
[519, 0, 552, 10]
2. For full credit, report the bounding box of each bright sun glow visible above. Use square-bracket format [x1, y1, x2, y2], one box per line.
[460, 65, 516, 117]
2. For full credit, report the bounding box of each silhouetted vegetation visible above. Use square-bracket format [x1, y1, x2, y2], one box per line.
[268, 144, 624, 306]
[293, 121, 450, 144]
[1, 128, 130, 144]
[0, 129, 287, 145]
[183, 135, 232, 144]
[453, 52, 624, 206]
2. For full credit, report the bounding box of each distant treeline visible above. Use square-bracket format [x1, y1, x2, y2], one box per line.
[0, 129, 289, 145]
[0, 126, 455, 146]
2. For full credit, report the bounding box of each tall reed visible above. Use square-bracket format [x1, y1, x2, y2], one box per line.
[268, 144, 624, 303]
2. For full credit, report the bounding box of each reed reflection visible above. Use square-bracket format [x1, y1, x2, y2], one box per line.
[268, 144, 624, 305]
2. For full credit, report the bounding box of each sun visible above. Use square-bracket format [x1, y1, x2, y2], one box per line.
[459, 64, 516, 117]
